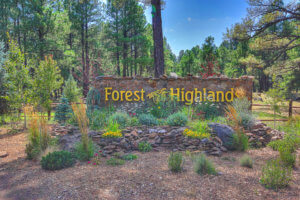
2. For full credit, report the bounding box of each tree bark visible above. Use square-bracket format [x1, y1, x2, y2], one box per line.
[122, 29, 128, 77]
[84, 11, 90, 97]
[81, 21, 86, 96]
[151, 0, 165, 77]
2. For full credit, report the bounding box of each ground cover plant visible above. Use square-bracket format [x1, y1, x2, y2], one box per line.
[106, 157, 125, 166]
[122, 154, 138, 161]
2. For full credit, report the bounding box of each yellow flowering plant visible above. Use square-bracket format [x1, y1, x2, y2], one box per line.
[102, 131, 122, 138]
[102, 120, 123, 138]
[183, 128, 211, 139]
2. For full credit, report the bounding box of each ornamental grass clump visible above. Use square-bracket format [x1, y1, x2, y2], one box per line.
[240, 155, 253, 168]
[194, 154, 217, 175]
[25, 108, 51, 160]
[168, 152, 184, 172]
[260, 159, 292, 190]
[225, 105, 249, 151]
[72, 102, 94, 161]
[138, 114, 158, 126]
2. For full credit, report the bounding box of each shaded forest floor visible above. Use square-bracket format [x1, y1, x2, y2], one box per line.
[0, 130, 299, 200]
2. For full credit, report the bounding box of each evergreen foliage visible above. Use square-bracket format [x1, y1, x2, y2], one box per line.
[41, 151, 75, 171]
[87, 87, 101, 112]
[55, 98, 72, 124]
[63, 75, 81, 103]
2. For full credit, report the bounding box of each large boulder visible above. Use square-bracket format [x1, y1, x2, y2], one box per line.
[208, 123, 235, 149]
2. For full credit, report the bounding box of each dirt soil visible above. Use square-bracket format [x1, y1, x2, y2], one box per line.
[0, 130, 299, 200]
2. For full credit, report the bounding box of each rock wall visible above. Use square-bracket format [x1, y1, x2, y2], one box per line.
[59, 126, 226, 156]
[92, 76, 254, 106]
[57, 121, 284, 156]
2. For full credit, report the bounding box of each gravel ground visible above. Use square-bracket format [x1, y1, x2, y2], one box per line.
[0, 131, 299, 200]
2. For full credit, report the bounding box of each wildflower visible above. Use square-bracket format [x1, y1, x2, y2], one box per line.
[133, 113, 136, 116]
[99, 150, 102, 153]
[88, 161, 91, 164]
[94, 153, 98, 157]
[93, 163, 97, 165]
[158, 106, 161, 109]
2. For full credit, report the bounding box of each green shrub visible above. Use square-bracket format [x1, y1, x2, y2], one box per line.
[54, 98, 72, 124]
[260, 159, 292, 190]
[122, 154, 138, 161]
[62, 75, 81, 103]
[240, 155, 253, 168]
[279, 146, 296, 167]
[239, 112, 255, 130]
[106, 157, 125, 166]
[25, 143, 41, 160]
[268, 140, 282, 151]
[268, 133, 299, 152]
[194, 101, 222, 119]
[41, 151, 75, 170]
[138, 141, 152, 152]
[75, 139, 94, 161]
[232, 133, 249, 152]
[86, 87, 101, 112]
[166, 112, 188, 126]
[106, 120, 121, 133]
[129, 117, 140, 126]
[138, 114, 158, 126]
[194, 154, 217, 175]
[110, 112, 130, 128]
[168, 152, 184, 172]
[150, 96, 179, 118]
[89, 109, 108, 130]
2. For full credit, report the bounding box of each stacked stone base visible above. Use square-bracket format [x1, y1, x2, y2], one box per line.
[58, 122, 285, 156]
[59, 126, 226, 156]
[92, 126, 226, 156]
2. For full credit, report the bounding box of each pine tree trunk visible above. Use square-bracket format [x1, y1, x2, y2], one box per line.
[84, 15, 89, 96]
[116, 50, 120, 76]
[151, 0, 165, 77]
[81, 21, 86, 96]
[134, 45, 138, 76]
[123, 29, 128, 77]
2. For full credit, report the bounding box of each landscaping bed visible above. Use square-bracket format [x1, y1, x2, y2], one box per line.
[0, 131, 299, 200]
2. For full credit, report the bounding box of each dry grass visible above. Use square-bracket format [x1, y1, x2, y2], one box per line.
[71, 102, 89, 150]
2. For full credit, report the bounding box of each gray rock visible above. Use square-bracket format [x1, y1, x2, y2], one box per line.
[59, 133, 82, 151]
[208, 123, 235, 149]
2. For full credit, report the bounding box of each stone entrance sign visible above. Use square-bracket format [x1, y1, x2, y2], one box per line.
[92, 76, 253, 106]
